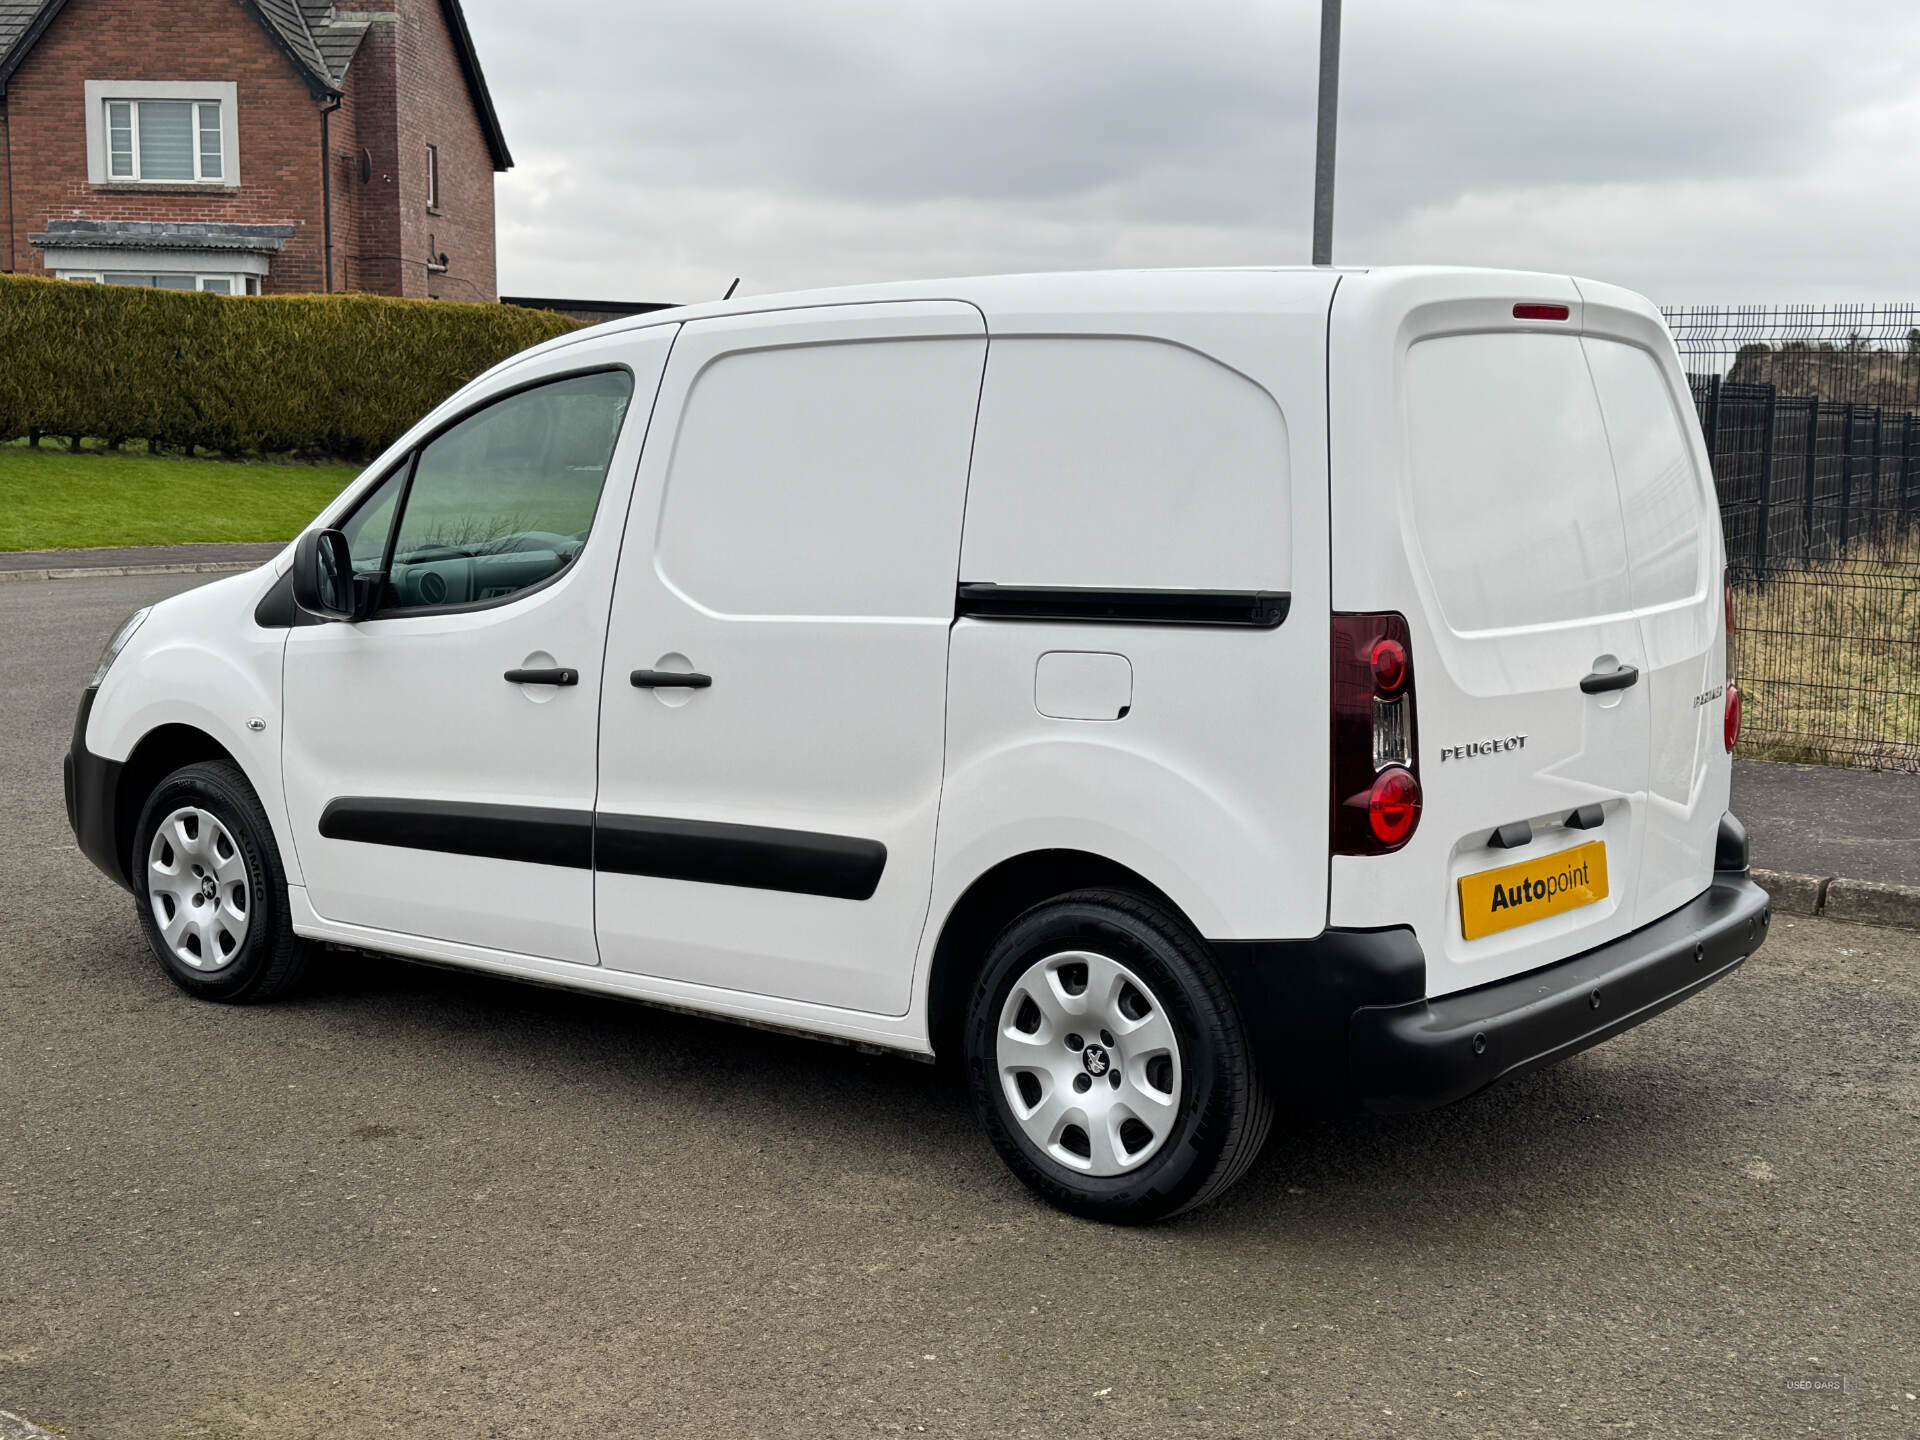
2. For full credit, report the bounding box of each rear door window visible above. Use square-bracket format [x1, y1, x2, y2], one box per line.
[1583, 338, 1709, 610]
[1404, 333, 1631, 633]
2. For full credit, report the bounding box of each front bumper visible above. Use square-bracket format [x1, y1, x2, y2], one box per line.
[1213, 813, 1770, 1114]
[65, 685, 131, 891]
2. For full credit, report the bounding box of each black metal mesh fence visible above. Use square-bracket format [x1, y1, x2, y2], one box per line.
[1664, 305, 1920, 769]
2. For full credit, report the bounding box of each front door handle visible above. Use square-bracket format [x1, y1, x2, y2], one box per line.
[1579, 663, 1640, 694]
[631, 669, 712, 689]
[505, 667, 579, 686]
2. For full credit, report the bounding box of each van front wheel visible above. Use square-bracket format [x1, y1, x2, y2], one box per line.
[132, 760, 311, 1003]
[963, 889, 1271, 1223]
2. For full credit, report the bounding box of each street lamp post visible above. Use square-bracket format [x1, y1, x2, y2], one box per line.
[1312, 0, 1341, 266]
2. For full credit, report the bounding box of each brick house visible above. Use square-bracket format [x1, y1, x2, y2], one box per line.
[0, 0, 510, 300]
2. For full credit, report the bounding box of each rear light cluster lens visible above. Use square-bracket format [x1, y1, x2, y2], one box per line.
[1370, 638, 1407, 693]
[1372, 690, 1411, 772]
[1333, 612, 1422, 854]
[1367, 768, 1421, 847]
[1513, 302, 1570, 322]
[1724, 568, 1740, 753]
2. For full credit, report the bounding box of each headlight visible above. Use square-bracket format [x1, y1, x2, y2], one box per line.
[90, 607, 151, 687]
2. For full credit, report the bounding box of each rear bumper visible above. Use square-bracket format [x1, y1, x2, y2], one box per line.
[1349, 867, 1767, 1112]
[1212, 813, 1770, 1114]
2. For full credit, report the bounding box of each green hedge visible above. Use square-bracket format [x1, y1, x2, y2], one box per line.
[0, 274, 583, 458]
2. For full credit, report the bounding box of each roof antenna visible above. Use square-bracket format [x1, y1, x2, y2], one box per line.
[722, 277, 740, 300]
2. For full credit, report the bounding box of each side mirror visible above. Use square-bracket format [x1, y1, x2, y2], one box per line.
[291, 528, 369, 622]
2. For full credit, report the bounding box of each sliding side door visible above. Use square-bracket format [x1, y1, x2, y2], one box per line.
[593, 302, 987, 1015]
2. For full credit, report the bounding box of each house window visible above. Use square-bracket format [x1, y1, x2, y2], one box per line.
[426, 144, 440, 210]
[104, 98, 224, 182]
[58, 271, 251, 294]
[86, 81, 239, 186]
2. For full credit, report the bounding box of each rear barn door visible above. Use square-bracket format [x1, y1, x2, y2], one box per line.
[1582, 335, 1727, 923]
[593, 302, 988, 1015]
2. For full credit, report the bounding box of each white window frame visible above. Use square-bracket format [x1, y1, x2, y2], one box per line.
[55, 270, 251, 294]
[425, 143, 440, 210]
[84, 81, 240, 187]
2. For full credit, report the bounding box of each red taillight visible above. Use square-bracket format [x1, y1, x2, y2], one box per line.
[1725, 683, 1741, 753]
[1513, 302, 1570, 322]
[1333, 612, 1421, 854]
[1370, 637, 1408, 694]
[1368, 767, 1422, 846]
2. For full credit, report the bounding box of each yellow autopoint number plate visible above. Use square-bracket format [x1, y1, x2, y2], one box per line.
[1459, 841, 1609, 940]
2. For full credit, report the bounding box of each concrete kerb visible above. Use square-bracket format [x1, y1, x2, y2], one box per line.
[1753, 866, 1920, 931]
[1822, 876, 1920, 930]
[0, 560, 258, 584]
[1752, 868, 1829, 918]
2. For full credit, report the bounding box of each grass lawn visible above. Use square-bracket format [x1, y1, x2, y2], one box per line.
[0, 443, 360, 551]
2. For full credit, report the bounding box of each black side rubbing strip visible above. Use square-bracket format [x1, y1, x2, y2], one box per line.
[955, 583, 1289, 629]
[595, 814, 887, 900]
[319, 798, 593, 870]
[316, 798, 886, 900]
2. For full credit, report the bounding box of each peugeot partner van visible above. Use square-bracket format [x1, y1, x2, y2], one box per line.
[67, 267, 1769, 1223]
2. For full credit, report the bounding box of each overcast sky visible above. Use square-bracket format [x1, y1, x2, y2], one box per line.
[463, 0, 1920, 306]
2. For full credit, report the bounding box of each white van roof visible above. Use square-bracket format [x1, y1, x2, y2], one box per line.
[498, 264, 1648, 367]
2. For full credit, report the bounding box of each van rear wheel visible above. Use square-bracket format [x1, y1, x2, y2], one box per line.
[963, 889, 1271, 1223]
[132, 760, 311, 1003]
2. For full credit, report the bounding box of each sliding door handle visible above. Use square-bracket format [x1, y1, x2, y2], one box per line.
[631, 669, 711, 689]
[1579, 663, 1640, 694]
[505, 667, 579, 686]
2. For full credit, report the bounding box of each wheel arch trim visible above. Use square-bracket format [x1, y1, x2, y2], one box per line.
[78, 697, 299, 891]
[920, 846, 1190, 1062]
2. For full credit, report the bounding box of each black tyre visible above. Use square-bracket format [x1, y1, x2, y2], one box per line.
[131, 759, 312, 1003]
[963, 888, 1272, 1223]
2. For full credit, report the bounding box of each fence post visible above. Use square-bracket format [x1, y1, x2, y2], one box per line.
[1758, 395, 1781, 579]
[1869, 407, 1885, 524]
[1802, 399, 1821, 564]
[1838, 402, 1855, 554]
[1704, 373, 1722, 467]
[1896, 414, 1912, 526]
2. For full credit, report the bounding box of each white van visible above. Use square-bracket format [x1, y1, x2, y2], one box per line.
[67, 267, 1769, 1222]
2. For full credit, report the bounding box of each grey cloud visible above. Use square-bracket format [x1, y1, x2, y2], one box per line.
[477, 0, 1916, 217]
[463, 0, 1920, 300]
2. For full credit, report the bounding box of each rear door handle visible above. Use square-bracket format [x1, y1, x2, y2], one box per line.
[1579, 663, 1640, 694]
[504, 667, 578, 686]
[631, 669, 712, 689]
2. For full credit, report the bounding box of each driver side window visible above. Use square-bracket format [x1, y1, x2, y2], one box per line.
[352, 368, 634, 615]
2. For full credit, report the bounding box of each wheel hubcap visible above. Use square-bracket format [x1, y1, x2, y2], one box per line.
[995, 949, 1183, 1176]
[146, 806, 249, 972]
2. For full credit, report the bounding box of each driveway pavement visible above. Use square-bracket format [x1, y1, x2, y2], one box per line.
[1735, 758, 1920, 889]
[0, 542, 286, 572]
[3, 574, 1917, 1438]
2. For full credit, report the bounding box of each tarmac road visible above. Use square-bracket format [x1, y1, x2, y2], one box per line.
[3, 573, 1917, 1439]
